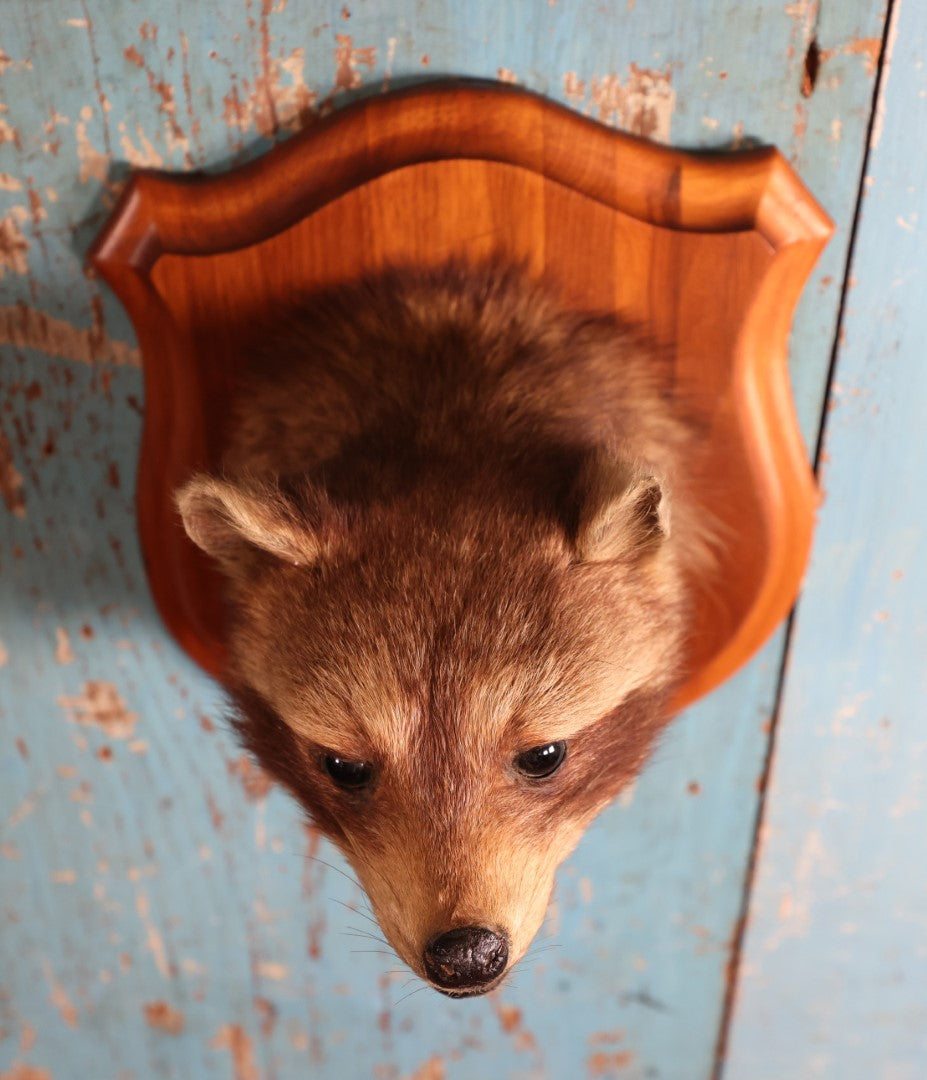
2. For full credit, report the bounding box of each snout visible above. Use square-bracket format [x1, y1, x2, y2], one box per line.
[422, 926, 509, 995]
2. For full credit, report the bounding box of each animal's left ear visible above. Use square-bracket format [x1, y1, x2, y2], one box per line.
[573, 456, 670, 563]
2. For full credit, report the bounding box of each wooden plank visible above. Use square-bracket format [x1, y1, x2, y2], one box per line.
[0, 2, 884, 1077]
[724, 3, 927, 1075]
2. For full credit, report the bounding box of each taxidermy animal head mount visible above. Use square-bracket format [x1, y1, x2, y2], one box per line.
[90, 81, 831, 995]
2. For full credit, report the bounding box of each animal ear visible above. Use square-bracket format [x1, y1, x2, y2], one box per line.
[574, 457, 670, 563]
[176, 475, 325, 574]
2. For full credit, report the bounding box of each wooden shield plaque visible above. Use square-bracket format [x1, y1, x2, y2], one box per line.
[88, 80, 832, 708]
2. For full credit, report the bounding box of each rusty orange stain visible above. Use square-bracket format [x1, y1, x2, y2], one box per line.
[123, 45, 145, 68]
[0, 111, 23, 151]
[0, 1065, 54, 1080]
[68, 782, 93, 804]
[493, 1002, 538, 1052]
[0, 425, 25, 517]
[255, 961, 288, 981]
[307, 914, 325, 959]
[205, 788, 225, 831]
[54, 628, 75, 665]
[588, 1050, 635, 1075]
[5, 792, 38, 829]
[253, 996, 277, 1038]
[19, 1023, 35, 1053]
[227, 755, 273, 800]
[407, 1058, 445, 1080]
[0, 210, 30, 279]
[588, 1029, 626, 1045]
[44, 963, 78, 1028]
[14, 738, 27, 759]
[79, 3, 113, 151]
[58, 681, 138, 738]
[333, 34, 377, 92]
[211, 1024, 259, 1080]
[135, 892, 171, 977]
[144, 1001, 186, 1034]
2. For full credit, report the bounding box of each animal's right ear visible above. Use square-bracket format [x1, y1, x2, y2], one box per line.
[573, 455, 671, 564]
[176, 475, 326, 576]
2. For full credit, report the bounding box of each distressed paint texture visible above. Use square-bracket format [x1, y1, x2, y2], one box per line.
[0, 1, 900, 1078]
[724, 2, 927, 1076]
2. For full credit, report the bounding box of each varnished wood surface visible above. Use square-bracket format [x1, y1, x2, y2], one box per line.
[89, 82, 831, 707]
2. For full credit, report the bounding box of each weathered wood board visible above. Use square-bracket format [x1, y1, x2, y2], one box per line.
[725, 2, 926, 1075]
[0, 2, 899, 1078]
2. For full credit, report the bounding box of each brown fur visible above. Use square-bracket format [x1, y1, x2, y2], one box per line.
[176, 260, 705, 992]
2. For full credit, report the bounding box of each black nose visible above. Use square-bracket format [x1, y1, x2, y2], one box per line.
[423, 926, 509, 992]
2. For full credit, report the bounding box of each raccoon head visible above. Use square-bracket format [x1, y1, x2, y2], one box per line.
[177, 458, 688, 995]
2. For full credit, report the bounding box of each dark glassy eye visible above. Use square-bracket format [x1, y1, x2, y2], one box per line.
[322, 754, 374, 789]
[514, 741, 567, 779]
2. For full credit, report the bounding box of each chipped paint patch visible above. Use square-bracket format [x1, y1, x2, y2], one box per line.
[0, 640, 8, 666]
[0, 173, 23, 192]
[494, 1002, 538, 1053]
[5, 792, 38, 830]
[0, 209, 30, 278]
[255, 961, 288, 980]
[588, 1050, 634, 1075]
[211, 1025, 259, 1080]
[54, 628, 74, 665]
[227, 755, 273, 800]
[135, 892, 171, 977]
[0, 304, 140, 366]
[820, 37, 882, 79]
[0, 1065, 53, 1080]
[75, 109, 110, 184]
[223, 47, 317, 137]
[333, 34, 377, 92]
[405, 1058, 445, 1080]
[58, 681, 138, 738]
[562, 64, 676, 142]
[43, 963, 78, 1028]
[118, 122, 164, 168]
[144, 1001, 186, 1034]
[870, 8, 900, 150]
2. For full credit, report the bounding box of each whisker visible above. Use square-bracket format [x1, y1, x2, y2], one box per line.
[350, 949, 396, 956]
[525, 943, 562, 956]
[328, 897, 380, 928]
[345, 923, 387, 939]
[302, 853, 364, 891]
[393, 984, 430, 1008]
[340, 931, 388, 944]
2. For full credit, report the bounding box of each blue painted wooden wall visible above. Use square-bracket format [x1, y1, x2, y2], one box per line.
[2, 2, 921, 1078]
